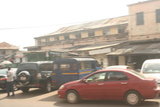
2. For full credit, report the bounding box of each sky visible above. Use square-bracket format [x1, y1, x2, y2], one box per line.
[0, 0, 147, 50]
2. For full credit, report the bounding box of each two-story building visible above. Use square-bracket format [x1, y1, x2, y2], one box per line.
[26, 16, 129, 67]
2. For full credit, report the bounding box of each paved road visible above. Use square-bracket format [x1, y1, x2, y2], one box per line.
[0, 89, 160, 107]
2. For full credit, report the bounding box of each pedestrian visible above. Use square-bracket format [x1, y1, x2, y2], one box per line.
[6, 67, 15, 97]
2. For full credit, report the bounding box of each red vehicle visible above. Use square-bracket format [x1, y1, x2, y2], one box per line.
[58, 69, 160, 106]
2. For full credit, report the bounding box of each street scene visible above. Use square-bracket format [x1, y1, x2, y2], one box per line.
[1, 0, 160, 107]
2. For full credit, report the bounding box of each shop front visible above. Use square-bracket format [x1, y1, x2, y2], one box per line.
[107, 41, 160, 69]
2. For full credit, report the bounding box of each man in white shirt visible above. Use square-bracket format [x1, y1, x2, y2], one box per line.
[6, 67, 15, 97]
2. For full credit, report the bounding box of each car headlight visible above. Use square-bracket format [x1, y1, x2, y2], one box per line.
[59, 85, 65, 90]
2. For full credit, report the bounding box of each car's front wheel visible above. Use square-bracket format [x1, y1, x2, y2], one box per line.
[66, 90, 80, 104]
[125, 91, 142, 106]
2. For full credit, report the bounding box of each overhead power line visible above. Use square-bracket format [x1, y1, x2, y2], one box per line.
[0, 25, 57, 30]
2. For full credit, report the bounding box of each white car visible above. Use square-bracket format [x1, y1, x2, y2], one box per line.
[141, 59, 160, 84]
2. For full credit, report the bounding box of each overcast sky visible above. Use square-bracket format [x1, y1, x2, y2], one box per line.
[0, 0, 146, 50]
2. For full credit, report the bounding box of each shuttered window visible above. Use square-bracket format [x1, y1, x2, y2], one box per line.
[156, 9, 160, 23]
[136, 12, 144, 25]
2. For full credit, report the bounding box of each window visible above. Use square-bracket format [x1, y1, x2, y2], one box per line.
[59, 36, 65, 40]
[156, 9, 160, 23]
[41, 38, 46, 42]
[88, 31, 94, 37]
[80, 61, 94, 69]
[136, 12, 144, 25]
[106, 71, 128, 81]
[69, 34, 76, 39]
[60, 64, 70, 72]
[86, 72, 106, 83]
[70, 63, 78, 71]
[103, 29, 109, 35]
[55, 36, 59, 41]
[108, 27, 118, 35]
[81, 32, 88, 38]
[118, 27, 125, 33]
[94, 30, 103, 36]
[76, 33, 81, 39]
[49, 37, 55, 41]
[64, 35, 69, 40]
[39, 63, 53, 71]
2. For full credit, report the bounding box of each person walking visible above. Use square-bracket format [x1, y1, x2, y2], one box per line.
[6, 67, 15, 97]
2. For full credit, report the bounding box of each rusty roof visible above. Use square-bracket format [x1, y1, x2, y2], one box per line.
[0, 42, 19, 50]
[39, 16, 128, 37]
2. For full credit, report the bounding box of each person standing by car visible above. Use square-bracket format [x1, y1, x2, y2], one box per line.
[6, 67, 15, 97]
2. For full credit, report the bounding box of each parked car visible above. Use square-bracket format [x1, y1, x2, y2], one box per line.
[141, 59, 160, 85]
[15, 61, 54, 93]
[58, 68, 160, 106]
[0, 68, 17, 90]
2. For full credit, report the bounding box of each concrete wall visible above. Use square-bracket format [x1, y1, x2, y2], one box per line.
[129, 0, 160, 40]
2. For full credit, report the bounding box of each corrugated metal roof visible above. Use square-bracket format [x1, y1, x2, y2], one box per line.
[0, 42, 19, 50]
[48, 16, 128, 35]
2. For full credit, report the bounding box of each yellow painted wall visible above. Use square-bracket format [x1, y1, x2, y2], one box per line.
[95, 30, 103, 36]
[81, 32, 88, 38]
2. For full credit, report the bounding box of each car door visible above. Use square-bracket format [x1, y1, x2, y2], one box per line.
[78, 72, 107, 100]
[103, 71, 129, 100]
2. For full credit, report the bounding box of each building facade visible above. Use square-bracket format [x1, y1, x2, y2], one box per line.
[129, 0, 160, 40]
[26, 16, 129, 67]
[34, 16, 128, 51]
[109, 0, 160, 69]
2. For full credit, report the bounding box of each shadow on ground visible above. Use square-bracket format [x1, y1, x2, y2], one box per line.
[39, 94, 160, 107]
[53, 100, 159, 107]
[0, 89, 57, 100]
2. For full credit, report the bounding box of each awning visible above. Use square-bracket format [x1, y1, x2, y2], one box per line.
[107, 42, 160, 55]
[76, 41, 124, 51]
[89, 48, 111, 55]
[107, 48, 133, 55]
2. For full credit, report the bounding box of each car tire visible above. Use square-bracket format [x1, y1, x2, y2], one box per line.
[21, 87, 29, 93]
[125, 91, 142, 106]
[66, 90, 80, 104]
[17, 71, 31, 85]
